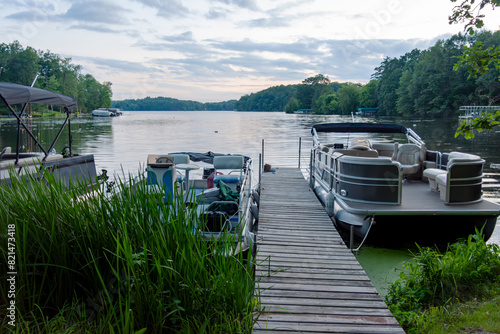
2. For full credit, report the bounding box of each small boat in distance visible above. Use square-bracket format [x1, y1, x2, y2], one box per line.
[293, 109, 312, 114]
[309, 122, 500, 246]
[145, 152, 258, 255]
[91, 108, 123, 117]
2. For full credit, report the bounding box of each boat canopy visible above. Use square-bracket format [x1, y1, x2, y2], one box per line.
[312, 123, 408, 134]
[0, 82, 78, 162]
[0, 82, 76, 112]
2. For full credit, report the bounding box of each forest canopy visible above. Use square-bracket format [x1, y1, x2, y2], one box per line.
[0, 41, 112, 115]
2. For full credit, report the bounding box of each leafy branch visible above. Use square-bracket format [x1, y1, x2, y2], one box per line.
[449, 0, 500, 35]
[455, 109, 500, 138]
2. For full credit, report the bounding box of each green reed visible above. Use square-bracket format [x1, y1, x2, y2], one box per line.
[385, 229, 500, 331]
[0, 168, 257, 333]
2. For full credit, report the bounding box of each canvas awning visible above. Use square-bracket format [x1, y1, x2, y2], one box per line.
[312, 122, 408, 134]
[0, 82, 76, 112]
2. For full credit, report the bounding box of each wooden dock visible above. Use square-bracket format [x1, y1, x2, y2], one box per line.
[253, 168, 404, 333]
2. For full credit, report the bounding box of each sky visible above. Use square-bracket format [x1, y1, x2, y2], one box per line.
[2, 0, 500, 102]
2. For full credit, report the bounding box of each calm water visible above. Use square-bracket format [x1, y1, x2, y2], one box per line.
[2, 110, 499, 294]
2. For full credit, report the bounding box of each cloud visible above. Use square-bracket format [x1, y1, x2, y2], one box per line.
[205, 7, 231, 19]
[75, 56, 154, 73]
[241, 17, 290, 28]
[210, 0, 260, 11]
[62, 0, 129, 25]
[69, 24, 119, 33]
[131, 0, 190, 18]
[161, 31, 195, 43]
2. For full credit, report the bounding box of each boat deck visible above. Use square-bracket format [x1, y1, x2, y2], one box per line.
[253, 167, 404, 333]
[339, 180, 500, 216]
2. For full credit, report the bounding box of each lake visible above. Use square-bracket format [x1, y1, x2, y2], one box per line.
[2, 110, 499, 295]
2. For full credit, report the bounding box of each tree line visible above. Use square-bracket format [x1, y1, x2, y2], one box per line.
[0, 41, 112, 115]
[236, 30, 499, 116]
[111, 96, 237, 111]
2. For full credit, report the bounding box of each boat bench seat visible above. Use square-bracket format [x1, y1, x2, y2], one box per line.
[371, 142, 398, 157]
[423, 152, 484, 204]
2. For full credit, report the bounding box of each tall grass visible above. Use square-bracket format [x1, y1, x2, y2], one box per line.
[385, 230, 500, 332]
[0, 169, 256, 333]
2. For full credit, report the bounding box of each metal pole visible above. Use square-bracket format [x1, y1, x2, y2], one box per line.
[350, 225, 354, 251]
[298, 137, 301, 169]
[258, 153, 262, 191]
[309, 150, 314, 189]
[261, 139, 265, 170]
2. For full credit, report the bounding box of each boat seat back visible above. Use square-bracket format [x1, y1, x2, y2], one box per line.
[213, 156, 244, 170]
[213, 156, 244, 188]
[169, 154, 190, 165]
[372, 142, 398, 157]
[395, 143, 425, 177]
[348, 138, 372, 150]
[146, 154, 177, 201]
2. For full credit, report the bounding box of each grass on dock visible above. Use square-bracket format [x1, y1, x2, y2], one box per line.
[0, 169, 257, 333]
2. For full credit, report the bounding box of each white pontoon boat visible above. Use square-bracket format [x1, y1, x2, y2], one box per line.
[310, 122, 500, 245]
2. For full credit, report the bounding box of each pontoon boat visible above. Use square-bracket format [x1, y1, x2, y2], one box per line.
[310, 122, 500, 245]
[145, 152, 258, 254]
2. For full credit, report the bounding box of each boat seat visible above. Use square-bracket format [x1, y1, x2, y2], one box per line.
[423, 152, 484, 204]
[168, 153, 191, 184]
[146, 154, 177, 201]
[213, 155, 244, 190]
[169, 153, 190, 165]
[348, 138, 372, 150]
[422, 168, 447, 191]
[394, 143, 425, 180]
[372, 142, 398, 157]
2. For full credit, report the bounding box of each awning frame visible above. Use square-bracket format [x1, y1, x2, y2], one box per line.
[0, 82, 76, 164]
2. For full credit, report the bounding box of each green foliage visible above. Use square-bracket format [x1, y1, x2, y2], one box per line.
[385, 231, 500, 331]
[0, 169, 256, 333]
[455, 41, 500, 79]
[112, 96, 237, 111]
[0, 41, 112, 115]
[455, 109, 500, 138]
[236, 85, 297, 111]
[284, 97, 300, 113]
[449, 0, 500, 35]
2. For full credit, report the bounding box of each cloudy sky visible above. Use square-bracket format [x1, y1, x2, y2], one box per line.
[2, 0, 500, 102]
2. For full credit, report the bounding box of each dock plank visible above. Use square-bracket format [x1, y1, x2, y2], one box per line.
[254, 168, 404, 333]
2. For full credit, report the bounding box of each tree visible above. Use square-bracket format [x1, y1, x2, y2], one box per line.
[296, 74, 332, 111]
[338, 85, 360, 115]
[285, 98, 300, 113]
[359, 80, 378, 108]
[450, 0, 500, 137]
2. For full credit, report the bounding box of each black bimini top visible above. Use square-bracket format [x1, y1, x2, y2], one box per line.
[312, 122, 408, 134]
[0, 82, 76, 112]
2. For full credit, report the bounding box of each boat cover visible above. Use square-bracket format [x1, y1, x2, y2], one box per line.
[170, 152, 250, 165]
[312, 123, 407, 134]
[0, 82, 76, 112]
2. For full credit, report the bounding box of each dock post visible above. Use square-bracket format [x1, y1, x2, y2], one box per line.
[350, 225, 354, 250]
[259, 153, 262, 191]
[298, 137, 301, 169]
[309, 150, 314, 189]
[261, 139, 265, 170]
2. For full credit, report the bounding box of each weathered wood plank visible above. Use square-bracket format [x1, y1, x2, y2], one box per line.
[254, 167, 403, 333]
